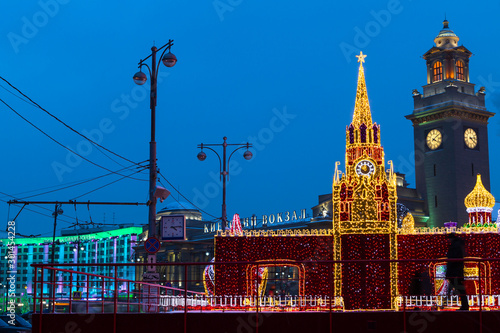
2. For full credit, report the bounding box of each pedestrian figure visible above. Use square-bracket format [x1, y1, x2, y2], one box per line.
[446, 233, 468, 310]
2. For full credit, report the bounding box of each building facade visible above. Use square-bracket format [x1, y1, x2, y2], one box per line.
[0, 225, 141, 312]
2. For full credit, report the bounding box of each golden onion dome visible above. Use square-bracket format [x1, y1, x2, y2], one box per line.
[464, 174, 495, 209]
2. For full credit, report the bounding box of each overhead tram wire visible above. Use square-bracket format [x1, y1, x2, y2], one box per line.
[2, 93, 130, 167]
[0, 85, 128, 170]
[0, 195, 75, 225]
[71, 168, 146, 200]
[12, 163, 149, 200]
[0, 75, 139, 166]
[0, 83, 37, 107]
[2, 197, 145, 238]
[156, 170, 219, 220]
[158, 179, 222, 224]
[0, 97, 145, 180]
[2, 160, 149, 198]
[156, 179, 219, 224]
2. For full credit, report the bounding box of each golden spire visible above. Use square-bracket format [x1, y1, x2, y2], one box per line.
[352, 51, 372, 128]
[464, 174, 495, 209]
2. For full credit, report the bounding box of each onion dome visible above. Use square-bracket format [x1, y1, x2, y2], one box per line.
[464, 174, 495, 210]
[434, 20, 459, 49]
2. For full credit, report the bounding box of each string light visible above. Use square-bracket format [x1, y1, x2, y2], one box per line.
[209, 52, 500, 312]
[331, 52, 399, 310]
[214, 235, 334, 299]
[398, 233, 500, 299]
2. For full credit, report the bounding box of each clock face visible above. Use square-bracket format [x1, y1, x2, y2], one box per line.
[426, 129, 442, 150]
[464, 128, 478, 149]
[161, 215, 185, 240]
[355, 160, 375, 176]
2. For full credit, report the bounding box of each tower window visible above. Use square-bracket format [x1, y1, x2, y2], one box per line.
[372, 124, 378, 144]
[433, 164, 436, 177]
[435, 195, 438, 208]
[471, 163, 474, 176]
[360, 123, 367, 143]
[456, 60, 465, 81]
[433, 61, 443, 82]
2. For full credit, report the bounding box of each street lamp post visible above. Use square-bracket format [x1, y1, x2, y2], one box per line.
[49, 204, 63, 312]
[197, 137, 253, 230]
[133, 40, 177, 238]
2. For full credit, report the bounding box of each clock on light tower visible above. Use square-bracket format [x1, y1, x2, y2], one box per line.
[406, 20, 494, 227]
[161, 215, 186, 241]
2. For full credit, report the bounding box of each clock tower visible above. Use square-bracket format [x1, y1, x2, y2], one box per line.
[406, 20, 495, 227]
[332, 52, 398, 310]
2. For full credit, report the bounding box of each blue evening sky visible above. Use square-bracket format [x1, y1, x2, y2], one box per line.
[1, 0, 499, 237]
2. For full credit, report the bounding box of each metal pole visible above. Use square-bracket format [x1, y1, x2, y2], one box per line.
[101, 278, 104, 313]
[39, 269, 44, 331]
[51, 268, 56, 313]
[86, 274, 90, 314]
[8, 200, 146, 206]
[114, 265, 118, 333]
[197, 138, 252, 230]
[69, 270, 73, 314]
[184, 264, 188, 333]
[33, 270, 37, 314]
[76, 227, 80, 293]
[50, 204, 58, 312]
[148, 46, 158, 238]
[222, 137, 227, 230]
[126, 281, 130, 313]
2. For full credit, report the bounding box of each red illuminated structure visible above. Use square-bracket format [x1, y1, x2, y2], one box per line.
[211, 52, 500, 311]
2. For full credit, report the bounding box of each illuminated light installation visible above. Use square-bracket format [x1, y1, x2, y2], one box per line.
[230, 213, 243, 235]
[464, 174, 496, 227]
[332, 52, 398, 310]
[214, 231, 334, 304]
[203, 258, 215, 296]
[397, 232, 500, 304]
[211, 52, 500, 312]
[400, 213, 415, 235]
[204, 214, 269, 297]
[230, 213, 269, 295]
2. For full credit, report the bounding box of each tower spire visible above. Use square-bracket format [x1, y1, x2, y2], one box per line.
[352, 52, 372, 128]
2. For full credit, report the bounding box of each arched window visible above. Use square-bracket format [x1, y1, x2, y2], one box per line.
[340, 184, 347, 201]
[433, 61, 443, 82]
[456, 60, 465, 81]
[372, 124, 378, 144]
[380, 183, 389, 220]
[360, 123, 367, 143]
[349, 124, 355, 144]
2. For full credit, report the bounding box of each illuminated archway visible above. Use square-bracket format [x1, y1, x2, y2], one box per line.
[246, 261, 306, 297]
[430, 258, 491, 296]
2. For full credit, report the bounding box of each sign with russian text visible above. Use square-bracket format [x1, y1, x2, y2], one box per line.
[203, 209, 307, 234]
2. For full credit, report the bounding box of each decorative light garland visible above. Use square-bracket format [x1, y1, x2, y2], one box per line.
[209, 53, 500, 312]
[214, 236, 334, 298]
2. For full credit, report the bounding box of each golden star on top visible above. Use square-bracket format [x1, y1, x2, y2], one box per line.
[356, 51, 367, 64]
